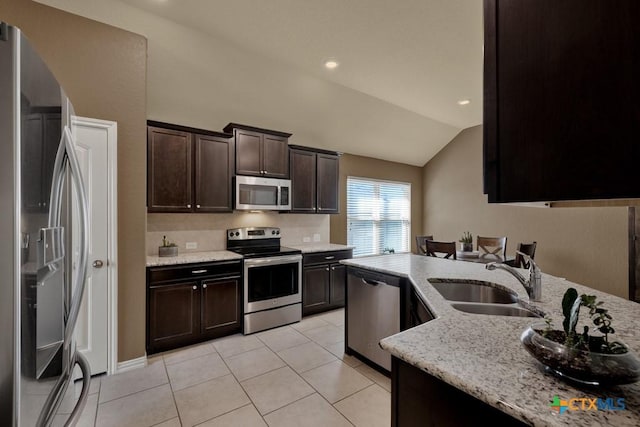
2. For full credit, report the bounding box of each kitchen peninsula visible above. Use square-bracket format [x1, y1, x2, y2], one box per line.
[342, 254, 640, 426]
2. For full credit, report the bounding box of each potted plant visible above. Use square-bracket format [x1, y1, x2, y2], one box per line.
[459, 231, 473, 252]
[521, 287, 640, 385]
[158, 235, 178, 257]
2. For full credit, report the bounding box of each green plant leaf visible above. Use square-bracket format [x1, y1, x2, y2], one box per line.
[562, 288, 581, 338]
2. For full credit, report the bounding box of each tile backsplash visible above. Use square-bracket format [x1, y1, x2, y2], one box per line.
[147, 212, 330, 255]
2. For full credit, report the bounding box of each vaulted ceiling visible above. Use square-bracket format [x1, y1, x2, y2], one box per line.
[38, 0, 484, 166]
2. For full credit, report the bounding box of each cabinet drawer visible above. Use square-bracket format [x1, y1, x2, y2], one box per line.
[303, 250, 352, 266]
[148, 260, 242, 285]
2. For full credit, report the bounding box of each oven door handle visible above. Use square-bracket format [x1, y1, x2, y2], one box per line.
[244, 254, 302, 267]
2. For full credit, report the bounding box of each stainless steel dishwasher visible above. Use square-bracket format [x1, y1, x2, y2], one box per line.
[346, 267, 401, 371]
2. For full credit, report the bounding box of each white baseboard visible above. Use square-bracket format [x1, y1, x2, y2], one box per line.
[116, 355, 147, 374]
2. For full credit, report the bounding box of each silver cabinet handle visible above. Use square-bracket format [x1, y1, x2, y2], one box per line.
[325, 267, 330, 271]
[203, 284, 207, 289]
[92, 260, 104, 268]
[325, 256, 335, 260]
[192, 285, 197, 290]
[187, 204, 192, 208]
[331, 266, 335, 270]
[196, 204, 201, 208]
[192, 269, 207, 274]
[264, 170, 268, 174]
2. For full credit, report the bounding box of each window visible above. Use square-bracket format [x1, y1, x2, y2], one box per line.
[347, 177, 411, 257]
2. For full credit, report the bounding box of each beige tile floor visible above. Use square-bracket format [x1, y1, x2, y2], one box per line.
[69, 308, 391, 427]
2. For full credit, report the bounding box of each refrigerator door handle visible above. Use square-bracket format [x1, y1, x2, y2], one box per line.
[47, 125, 90, 343]
[64, 352, 91, 427]
[61, 125, 90, 344]
[36, 351, 91, 427]
[37, 125, 92, 426]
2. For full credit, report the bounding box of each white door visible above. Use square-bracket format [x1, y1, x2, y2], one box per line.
[71, 117, 117, 375]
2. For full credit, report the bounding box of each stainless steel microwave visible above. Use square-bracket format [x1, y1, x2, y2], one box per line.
[235, 175, 292, 210]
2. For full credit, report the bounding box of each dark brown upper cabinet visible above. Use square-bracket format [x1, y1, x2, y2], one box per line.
[483, 0, 640, 203]
[147, 121, 234, 213]
[223, 123, 291, 179]
[195, 134, 235, 212]
[289, 146, 340, 214]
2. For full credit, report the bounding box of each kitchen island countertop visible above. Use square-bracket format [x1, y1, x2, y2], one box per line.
[342, 254, 640, 426]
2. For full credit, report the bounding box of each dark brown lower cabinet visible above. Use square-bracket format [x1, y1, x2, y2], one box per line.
[302, 250, 352, 316]
[148, 281, 199, 353]
[147, 261, 242, 354]
[201, 277, 241, 339]
[392, 357, 526, 427]
[329, 264, 346, 306]
[303, 265, 331, 314]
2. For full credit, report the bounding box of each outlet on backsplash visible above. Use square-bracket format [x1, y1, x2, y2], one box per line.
[313, 233, 321, 242]
[186, 242, 198, 250]
[303, 236, 311, 243]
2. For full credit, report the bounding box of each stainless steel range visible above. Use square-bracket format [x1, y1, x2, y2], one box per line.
[227, 227, 302, 334]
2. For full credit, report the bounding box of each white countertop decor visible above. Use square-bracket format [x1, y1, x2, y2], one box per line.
[341, 254, 640, 426]
[146, 250, 243, 267]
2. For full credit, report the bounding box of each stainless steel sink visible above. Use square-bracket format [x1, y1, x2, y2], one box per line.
[450, 302, 542, 318]
[428, 279, 518, 304]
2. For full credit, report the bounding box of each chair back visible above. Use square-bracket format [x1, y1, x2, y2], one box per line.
[477, 236, 507, 259]
[513, 242, 537, 268]
[425, 240, 457, 260]
[415, 235, 434, 255]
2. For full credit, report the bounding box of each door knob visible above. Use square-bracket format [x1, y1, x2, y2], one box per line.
[92, 260, 104, 268]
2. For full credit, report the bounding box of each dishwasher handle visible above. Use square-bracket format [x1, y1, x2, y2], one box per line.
[361, 278, 383, 286]
[348, 267, 402, 288]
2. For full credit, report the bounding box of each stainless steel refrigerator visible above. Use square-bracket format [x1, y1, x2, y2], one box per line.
[0, 22, 91, 426]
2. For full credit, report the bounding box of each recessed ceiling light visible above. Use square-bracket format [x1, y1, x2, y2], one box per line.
[324, 59, 339, 70]
[457, 99, 471, 106]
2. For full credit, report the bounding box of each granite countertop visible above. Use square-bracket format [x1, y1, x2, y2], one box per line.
[287, 243, 354, 253]
[342, 254, 640, 426]
[146, 250, 242, 267]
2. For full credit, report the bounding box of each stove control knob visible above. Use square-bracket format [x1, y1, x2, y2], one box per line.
[272, 230, 276, 235]
[276, 230, 280, 235]
[229, 232, 233, 237]
[235, 232, 240, 236]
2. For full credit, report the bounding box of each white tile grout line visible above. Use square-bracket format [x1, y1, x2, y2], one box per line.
[156, 357, 181, 427]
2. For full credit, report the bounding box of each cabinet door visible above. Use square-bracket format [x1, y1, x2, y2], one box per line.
[235, 129, 262, 176]
[316, 153, 339, 214]
[406, 287, 434, 329]
[262, 135, 289, 178]
[484, 0, 640, 202]
[329, 264, 346, 307]
[195, 134, 234, 212]
[290, 149, 317, 212]
[303, 265, 330, 316]
[201, 277, 241, 339]
[148, 281, 199, 353]
[148, 126, 193, 212]
[22, 113, 44, 211]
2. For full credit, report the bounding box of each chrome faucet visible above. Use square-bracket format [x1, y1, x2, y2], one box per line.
[485, 252, 542, 301]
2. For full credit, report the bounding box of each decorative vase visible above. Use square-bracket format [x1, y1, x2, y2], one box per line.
[521, 323, 640, 386]
[460, 242, 473, 252]
[158, 246, 178, 257]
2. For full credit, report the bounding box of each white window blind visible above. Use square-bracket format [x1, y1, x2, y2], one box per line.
[347, 177, 411, 257]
